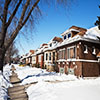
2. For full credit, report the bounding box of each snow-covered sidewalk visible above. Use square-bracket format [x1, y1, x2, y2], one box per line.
[0, 64, 12, 100]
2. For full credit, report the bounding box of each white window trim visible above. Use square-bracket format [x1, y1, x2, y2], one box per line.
[84, 45, 88, 54]
[59, 48, 65, 51]
[98, 58, 100, 62]
[92, 47, 96, 55]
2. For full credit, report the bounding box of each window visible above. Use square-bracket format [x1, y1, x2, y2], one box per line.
[50, 43, 52, 47]
[49, 53, 51, 60]
[39, 55, 41, 62]
[84, 45, 88, 54]
[92, 47, 96, 55]
[58, 48, 66, 59]
[64, 35, 66, 40]
[63, 49, 66, 59]
[46, 53, 48, 60]
[73, 47, 76, 58]
[59, 51, 62, 59]
[54, 41, 56, 44]
[67, 46, 76, 59]
[67, 48, 70, 59]
[53, 52, 55, 61]
[68, 33, 71, 38]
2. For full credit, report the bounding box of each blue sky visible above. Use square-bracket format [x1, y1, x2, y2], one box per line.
[16, 0, 100, 55]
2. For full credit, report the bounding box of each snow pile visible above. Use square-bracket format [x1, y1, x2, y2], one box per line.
[27, 82, 57, 100]
[21, 74, 78, 85]
[26, 79, 100, 100]
[14, 65, 77, 85]
[0, 64, 12, 100]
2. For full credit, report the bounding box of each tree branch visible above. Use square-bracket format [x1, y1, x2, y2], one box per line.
[22, 0, 40, 26]
[19, 0, 31, 23]
[0, 0, 11, 48]
[6, 0, 22, 28]
[4, 25, 22, 50]
[4, 0, 40, 50]
[0, 16, 3, 22]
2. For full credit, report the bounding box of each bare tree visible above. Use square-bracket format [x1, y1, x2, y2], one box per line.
[0, 0, 73, 72]
[4, 42, 19, 65]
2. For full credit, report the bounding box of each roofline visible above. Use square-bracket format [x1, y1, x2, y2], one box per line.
[57, 37, 100, 48]
[30, 37, 100, 55]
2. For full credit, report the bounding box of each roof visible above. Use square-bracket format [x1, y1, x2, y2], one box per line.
[78, 30, 86, 36]
[30, 50, 34, 54]
[61, 26, 87, 36]
[42, 43, 48, 47]
[53, 37, 63, 42]
[69, 26, 87, 32]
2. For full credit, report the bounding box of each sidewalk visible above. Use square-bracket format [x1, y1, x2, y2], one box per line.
[8, 65, 28, 100]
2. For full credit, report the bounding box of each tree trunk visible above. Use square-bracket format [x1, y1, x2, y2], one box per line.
[0, 48, 5, 72]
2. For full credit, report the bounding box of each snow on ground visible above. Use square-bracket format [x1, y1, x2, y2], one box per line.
[26, 79, 100, 100]
[0, 64, 12, 100]
[13, 64, 78, 85]
[13, 64, 100, 100]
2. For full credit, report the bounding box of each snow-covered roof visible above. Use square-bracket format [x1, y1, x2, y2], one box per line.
[57, 26, 100, 48]
[84, 26, 100, 40]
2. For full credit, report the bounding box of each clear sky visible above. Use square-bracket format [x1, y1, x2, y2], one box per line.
[16, 0, 100, 56]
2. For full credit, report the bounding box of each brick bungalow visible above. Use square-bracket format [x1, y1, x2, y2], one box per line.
[57, 26, 100, 77]
[35, 43, 48, 68]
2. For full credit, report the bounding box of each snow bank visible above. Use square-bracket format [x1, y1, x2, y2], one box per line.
[26, 78, 100, 100]
[14, 65, 77, 85]
[0, 64, 12, 100]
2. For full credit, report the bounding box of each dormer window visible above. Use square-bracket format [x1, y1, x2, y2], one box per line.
[64, 35, 66, 40]
[50, 43, 52, 47]
[68, 33, 71, 38]
[84, 45, 88, 54]
[92, 47, 96, 55]
[54, 41, 56, 44]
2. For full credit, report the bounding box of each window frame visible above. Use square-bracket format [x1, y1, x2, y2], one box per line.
[92, 46, 96, 55]
[46, 53, 48, 61]
[68, 33, 71, 38]
[49, 52, 51, 60]
[67, 46, 76, 59]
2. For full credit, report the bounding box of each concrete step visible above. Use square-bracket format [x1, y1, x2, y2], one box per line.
[8, 89, 25, 96]
[8, 85, 25, 93]
[11, 73, 17, 77]
[8, 65, 28, 100]
[12, 83, 20, 87]
[10, 97, 28, 100]
[9, 92, 28, 99]
[10, 76, 20, 83]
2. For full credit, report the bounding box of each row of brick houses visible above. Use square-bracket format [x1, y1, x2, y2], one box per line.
[20, 26, 100, 77]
